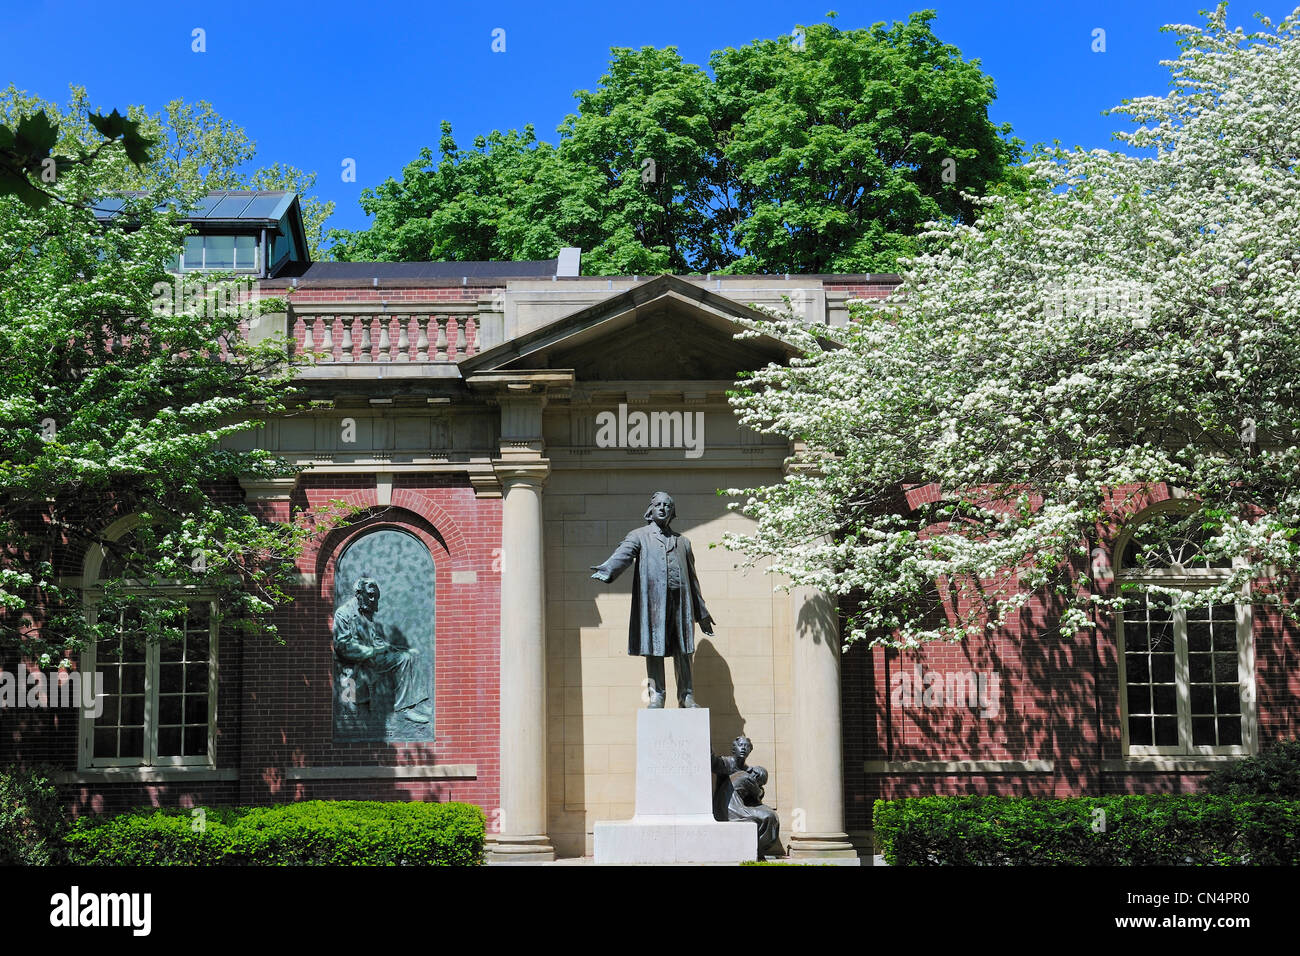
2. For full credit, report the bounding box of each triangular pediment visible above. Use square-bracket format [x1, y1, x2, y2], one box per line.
[460, 275, 800, 381]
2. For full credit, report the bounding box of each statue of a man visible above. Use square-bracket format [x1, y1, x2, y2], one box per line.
[591, 492, 715, 708]
[333, 576, 430, 723]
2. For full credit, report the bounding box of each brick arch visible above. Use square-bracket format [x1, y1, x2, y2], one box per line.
[315, 507, 454, 604]
[388, 486, 476, 571]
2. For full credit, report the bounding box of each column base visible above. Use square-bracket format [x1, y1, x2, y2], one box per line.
[485, 834, 556, 864]
[787, 831, 861, 864]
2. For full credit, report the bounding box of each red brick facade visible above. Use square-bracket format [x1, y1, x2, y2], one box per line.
[842, 482, 1300, 836]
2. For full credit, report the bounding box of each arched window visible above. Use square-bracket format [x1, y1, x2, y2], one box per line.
[78, 516, 218, 769]
[1115, 504, 1256, 757]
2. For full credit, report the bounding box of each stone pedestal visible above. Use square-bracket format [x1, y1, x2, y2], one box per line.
[594, 709, 757, 864]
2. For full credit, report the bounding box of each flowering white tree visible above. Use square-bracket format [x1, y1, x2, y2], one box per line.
[725, 4, 1300, 649]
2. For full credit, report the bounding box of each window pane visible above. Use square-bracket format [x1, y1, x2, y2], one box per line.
[1213, 621, 1237, 651]
[182, 726, 208, 757]
[1129, 715, 1153, 746]
[205, 235, 235, 269]
[118, 727, 144, 758]
[1190, 684, 1214, 713]
[1214, 653, 1239, 682]
[121, 695, 145, 725]
[93, 728, 118, 758]
[1148, 623, 1174, 652]
[160, 636, 184, 663]
[121, 664, 145, 694]
[1154, 717, 1179, 746]
[1152, 685, 1177, 715]
[1216, 686, 1241, 714]
[1188, 620, 1212, 652]
[1125, 653, 1149, 682]
[235, 235, 256, 270]
[159, 663, 183, 692]
[1219, 717, 1242, 745]
[184, 695, 208, 725]
[183, 235, 203, 269]
[1192, 716, 1217, 746]
[185, 663, 208, 694]
[1151, 654, 1175, 683]
[1189, 654, 1212, 683]
[157, 726, 181, 757]
[159, 695, 182, 725]
[1127, 685, 1150, 715]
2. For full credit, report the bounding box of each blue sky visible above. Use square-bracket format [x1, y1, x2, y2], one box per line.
[4, 0, 1296, 244]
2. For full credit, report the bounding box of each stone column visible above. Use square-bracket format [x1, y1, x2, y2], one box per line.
[788, 585, 858, 861]
[485, 380, 555, 861]
[487, 461, 554, 862]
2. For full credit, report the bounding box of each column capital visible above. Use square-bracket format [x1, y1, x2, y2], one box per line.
[239, 475, 299, 501]
[493, 459, 551, 486]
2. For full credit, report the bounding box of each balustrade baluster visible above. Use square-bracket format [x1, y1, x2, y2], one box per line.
[360, 316, 373, 362]
[378, 314, 392, 362]
[454, 314, 468, 360]
[340, 315, 354, 362]
[416, 315, 429, 360]
[320, 316, 334, 361]
[435, 315, 448, 362]
[396, 315, 410, 361]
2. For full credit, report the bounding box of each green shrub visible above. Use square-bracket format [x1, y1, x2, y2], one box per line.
[1203, 739, 1300, 799]
[0, 764, 69, 865]
[873, 794, 1300, 865]
[66, 800, 485, 866]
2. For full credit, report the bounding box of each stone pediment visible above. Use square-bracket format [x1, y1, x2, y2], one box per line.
[460, 275, 799, 382]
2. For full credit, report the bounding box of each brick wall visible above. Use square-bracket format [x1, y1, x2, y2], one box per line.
[842, 482, 1300, 832]
[3, 473, 503, 820]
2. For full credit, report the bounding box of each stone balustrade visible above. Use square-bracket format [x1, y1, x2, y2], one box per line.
[288, 312, 479, 363]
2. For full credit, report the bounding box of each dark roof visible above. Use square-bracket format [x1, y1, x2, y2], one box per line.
[92, 190, 298, 225]
[299, 260, 560, 280]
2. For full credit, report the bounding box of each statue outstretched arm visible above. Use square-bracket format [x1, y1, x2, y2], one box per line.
[591, 531, 640, 583]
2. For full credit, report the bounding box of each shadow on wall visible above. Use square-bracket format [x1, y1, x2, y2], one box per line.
[694, 638, 743, 744]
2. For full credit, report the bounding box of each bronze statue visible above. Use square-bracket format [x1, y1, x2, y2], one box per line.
[711, 735, 783, 858]
[591, 492, 715, 708]
[333, 576, 430, 723]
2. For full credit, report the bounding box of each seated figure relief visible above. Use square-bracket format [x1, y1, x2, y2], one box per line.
[333, 576, 430, 725]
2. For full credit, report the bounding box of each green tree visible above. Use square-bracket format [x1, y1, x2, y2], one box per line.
[712, 13, 1023, 274]
[722, 5, 1300, 648]
[329, 122, 559, 264]
[0, 86, 335, 256]
[0, 116, 318, 665]
[328, 12, 1020, 274]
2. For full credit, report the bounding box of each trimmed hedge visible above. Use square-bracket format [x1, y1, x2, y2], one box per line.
[65, 800, 485, 866]
[0, 765, 68, 865]
[1204, 739, 1300, 799]
[873, 795, 1300, 865]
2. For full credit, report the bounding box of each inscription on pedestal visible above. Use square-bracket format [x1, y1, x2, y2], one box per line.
[646, 731, 695, 776]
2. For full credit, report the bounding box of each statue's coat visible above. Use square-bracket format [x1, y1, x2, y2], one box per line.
[592, 523, 710, 657]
